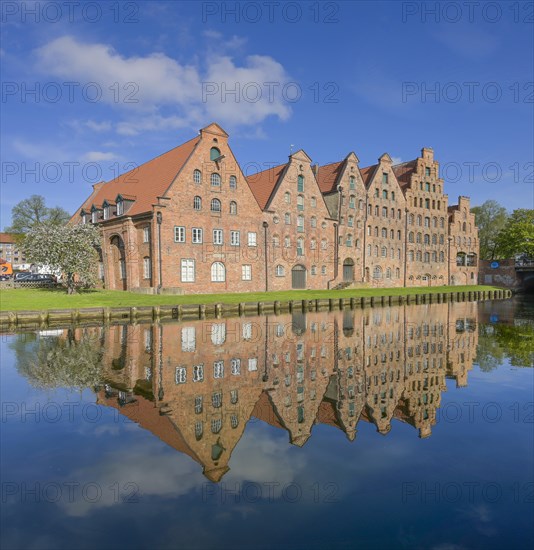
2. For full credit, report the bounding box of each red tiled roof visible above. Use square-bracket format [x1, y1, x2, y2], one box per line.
[392, 160, 417, 187]
[359, 164, 378, 187]
[246, 163, 286, 210]
[317, 160, 344, 194]
[75, 136, 200, 218]
[0, 233, 16, 244]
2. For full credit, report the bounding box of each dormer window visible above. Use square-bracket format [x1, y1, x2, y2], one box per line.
[80, 211, 87, 224]
[91, 209, 99, 223]
[116, 199, 123, 216]
[103, 203, 112, 220]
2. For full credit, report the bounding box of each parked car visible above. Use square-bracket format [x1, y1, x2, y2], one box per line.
[14, 273, 57, 284]
[0, 274, 11, 281]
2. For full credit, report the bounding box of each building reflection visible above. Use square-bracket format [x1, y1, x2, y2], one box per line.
[88, 301, 478, 481]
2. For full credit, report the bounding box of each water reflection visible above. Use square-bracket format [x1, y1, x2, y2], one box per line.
[9, 301, 503, 482]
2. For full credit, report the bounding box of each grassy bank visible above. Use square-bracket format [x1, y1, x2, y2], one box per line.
[0, 285, 502, 312]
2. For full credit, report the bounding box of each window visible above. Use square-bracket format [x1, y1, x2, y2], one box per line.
[321, 265, 327, 275]
[229, 201, 237, 215]
[310, 238, 316, 250]
[211, 324, 226, 345]
[285, 212, 291, 225]
[248, 358, 258, 371]
[175, 367, 186, 384]
[192, 228, 203, 243]
[424, 216, 430, 227]
[116, 200, 123, 216]
[181, 327, 196, 352]
[214, 361, 224, 378]
[276, 265, 285, 276]
[285, 192, 291, 204]
[181, 259, 195, 282]
[143, 257, 151, 279]
[409, 232, 414, 243]
[346, 234, 353, 247]
[297, 175, 304, 192]
[311, 196, 317, 207]
[213, 229, 223, 245]
[297, 238, 304, 256]
[348, 216, 354, 227]
[103, 205, 110, 220]
[321, 239, 327, 250]
[425, 198, 430, 209]
[297, 195, 304, 211]
[210, 147, 221, 161]
[386, 268, 392, 279]
[174, 226, 185, 243]
[231, 359, 241, 375]
[284, 236, 291, 248]
[381, 246, 387, 257]
[91, 210, 99, 223]
[373, 266, 382, 279]
[193, 169, 201, 184]
[193, 364, 203, 382]
[242, 265, 252, 280]
[392, 191, 395, 201]
[211, 198, 221, 212]
[425, 167, 431, 177]
[382, 173, 388, 184]
[229, 175, 237, 189]
[382, 228, 387, 238]
[248, 232, 257, 246]
[272, 234, 280, 247]
[230, 231, 240, 246]
[311, 265, 317, 275]
[311, 216, 317, 228]
[425, 182, 430, 192]
[119, 260, 126, 279]
[143, 226, 150, 243]
[211, 262, 226, 282]
[193, 196, 202, 211]
[382, 190, 388, 199]
[349, 196, 356, 209]
[382, 207, 388, 217]
[211, 173, 221, 187]
[297, 215, 304, 232]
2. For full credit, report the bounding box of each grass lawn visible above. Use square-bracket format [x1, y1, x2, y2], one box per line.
[0, 285, 503, 312]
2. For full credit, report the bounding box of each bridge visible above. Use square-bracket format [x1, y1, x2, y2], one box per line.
[479, 258, 534, 293]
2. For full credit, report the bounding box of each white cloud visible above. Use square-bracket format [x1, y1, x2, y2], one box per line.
[82, 151, 121, 162]
[391, 156, 402, 165]
[34, 35, 292, 134]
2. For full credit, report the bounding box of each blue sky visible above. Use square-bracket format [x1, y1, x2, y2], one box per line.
[1, 0, 533, 229]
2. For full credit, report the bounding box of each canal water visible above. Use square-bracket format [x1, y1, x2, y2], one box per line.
[1, 298, 533, 550]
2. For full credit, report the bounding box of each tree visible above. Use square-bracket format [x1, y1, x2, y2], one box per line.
[471, 200, 508, 259]
[495, 209, 534, 258]
[22, 223, 101, 293]
[5, 194, 70, 234]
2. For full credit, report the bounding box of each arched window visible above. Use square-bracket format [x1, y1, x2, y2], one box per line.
[229, 201, 237, 215]
[374, 226, 379, 236]
[297, 175, 304, 192]
[285, 192, 291, 204]
[346, 234, 353, 247]
[193, 169, 202, 184]
[359, 199, 364, 210]
[390, 229, 394, 239]
[367, 244, 371, 256]
[373, 266, 382, 279]
[433, 217, 437, 228]
[409, 232, 414, 243]
[382, 228, 387, 238]
[432, 234, 437, 244]
[440, 217, 445, 228]
[285, 212, 291, 225]
[416, 251, 422, 261]
[392, 191, 396, 201]
[349, 195, 356, 209]
[440, 251, 445, 262]
[374, 245, 379, 256]
[381, 246, 387, 257]
[368, 204, 372, 215]
[395, 268, 400, 278]
[311, 216, 317, 228]
[276, 265, 285, 276]
[348, 216, 354, 227]
[424, 252, 430, 263]
[310, 238, 317, 250]
[439, 234, 444, 244]
[416, 233, 422, 244]
[297, 237, 304, 256]
[193, 196, 202, 211]
[386, 268, 392, 279]
[408, 250, 414, 261]
[375, 205, 379, 216]
[297, 195, 304, 211]
[321, 239, 327, 250]
[211, 262, 226, 282]
[211, 198, 221, 212]
[432, 251, 437, 262]
[211, 173, 221, 187]
[229, 175, 237, 189]
[424, 234, 430, 245]
[382, 207, 388, 217]
[409, 214, 414, 225]
[284, 236, 291, 248]
[297, 215, 305, 232]
[355, 238, 360, 249]
[424, 217, 430, 227]
[463, 222, 467, 231]
[272, 234, 280, 247]
[210, 147, 221, 161]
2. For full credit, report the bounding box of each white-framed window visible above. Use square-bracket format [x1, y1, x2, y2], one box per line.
[211, 173, 221, 187]
[311, 196, 317, 208]
[193, 169, 202, 184]
[247, 232, 257, 247]
[231, 358, 241, 375]
[181, 259, 195, 282]
[103, 205, 110, 220]
[321, 239, 327, 250]
[242, 264, 252, 280]
[213, 229, 223, 245]
[116, 200, 123, 216]
[143, 226, 150, 243]
[229, 201, 237, 215]
[192, 228, 203, 244]
[276, 265, 285, 276]
[174, 226, 185, 243]
[297, 215, 304, 233]
[229, 175, 237, 189]
[230, 231, 240, 246]
[194, 396, 203, 414]
[285, 212, 291, 224]
[297, 195, 304, 211]
[211, 261, 226, 282]
[193, 364, 204, 382]
[91, 210, 99, 223]
[214, 361, 224, 379]
[311, 265, 317, 275]
[248, 358, 258, 371]
[181, 327, 196, 352]
[242, 322, 252, 340]
[175, 367, 186, 384]
[321, 265, 327, 275]
[143, 257, 151, 279]
[284, 236, 290, 248]
[211, 198, 221, 212]
[311, 216, 317, 228]
[297, 237, 304, 256]
[193, 196, 202, 211]
[211, 323, 226, 345]
[285, 192, 291, 204]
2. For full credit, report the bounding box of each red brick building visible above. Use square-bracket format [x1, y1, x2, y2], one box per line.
[73, 122, 479, 293]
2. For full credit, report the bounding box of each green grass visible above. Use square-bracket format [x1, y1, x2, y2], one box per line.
[0, 285, 503, 312]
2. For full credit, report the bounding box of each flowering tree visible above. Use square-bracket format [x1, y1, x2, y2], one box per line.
[22, 223, 101, 294]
